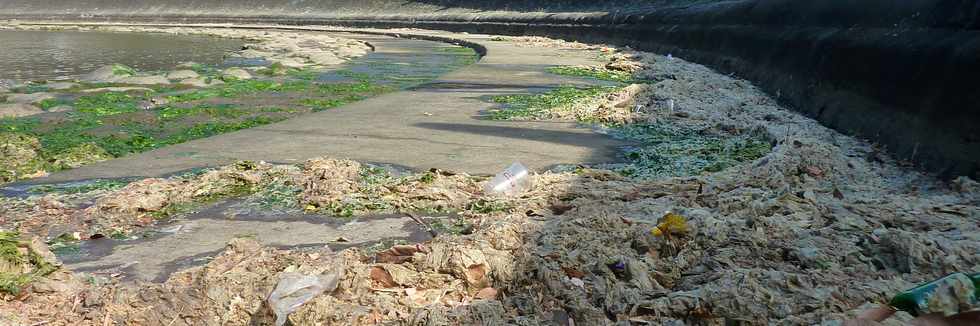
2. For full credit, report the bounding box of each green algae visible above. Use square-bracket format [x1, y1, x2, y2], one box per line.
[428, 217, 474, 236]
[612, 124, 772, 179]
[37, 98, 70, 111]
[547, 66, 638, 83]
[0, 132, 45, 183]
[74, 92, 139, 117]
[110, 64, 137, 77]
[0, 43, 480, 183]
[29, 179, 132, 195]
[466, 198, 512, 214]
[488, 86, 619, 120]
[0, 231, 57, 295]
[488, 85, 772, 179]
[48, 142, 113, 169]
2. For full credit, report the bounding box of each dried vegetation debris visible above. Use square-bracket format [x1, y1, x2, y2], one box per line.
[1, 34, 979, 325]
[299, 158, 491, 217]
[0, 132, 115, 183]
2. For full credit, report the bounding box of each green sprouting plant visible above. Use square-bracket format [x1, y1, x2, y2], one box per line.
[418, 171, 437, 184]
[254, 180, 302, 210]
[547, 66, 637, 83]
[360, 166, 392, 185]
[466, 198, 512, 213]
[428, 217, 474, 236]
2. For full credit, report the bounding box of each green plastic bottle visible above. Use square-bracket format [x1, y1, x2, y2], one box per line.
[889, 272, 980, 317]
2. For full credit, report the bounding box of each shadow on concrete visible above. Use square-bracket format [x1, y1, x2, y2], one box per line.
[409, 81, 555, 93]
[400, 0, 638, 13]
[414, 121, 629, 150]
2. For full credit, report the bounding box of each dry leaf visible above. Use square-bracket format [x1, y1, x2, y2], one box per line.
[474, 287, 498, 300]
[465, 264, 487, 287]
[369, 266, 396, 288]
[376, 244, 425, 264]
[561, 267, 585, 278]
[803, 166, 824, 178]
[833, 188, 844, 199]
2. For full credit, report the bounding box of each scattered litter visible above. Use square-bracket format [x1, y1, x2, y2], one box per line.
[890, 272, 979, 317]
[159, 225, 183, 234]
[268, 270, 343, 326]
[484, 162, 532, 197]
[651, 212, 688, 237]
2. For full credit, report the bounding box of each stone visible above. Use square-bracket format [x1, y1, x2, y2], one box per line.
[165, 70, 200, 80]
[179, 77, 224, 88]
[0, 79, 17, 92]
[6, 92, 55, 104]
[176, 61, 200, 69]
[45, 82, 78, 90]
[80, 87, 154, 93]
[274, 57, 308, 68]
[46, 105, 73, 113]
[0, 103, 43, 118]
[28, 237, 61, 267]
[31, 277, 71, 293]
[117, 75, 171, 85]
[307, 52, 344, 66]
[80, 64, 132, 83]
[222, 67, 253, 80]
[239, 49, 271, 58]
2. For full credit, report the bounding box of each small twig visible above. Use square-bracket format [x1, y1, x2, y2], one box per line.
[166, 305, 184, 326]
[405, 213, 438, 237]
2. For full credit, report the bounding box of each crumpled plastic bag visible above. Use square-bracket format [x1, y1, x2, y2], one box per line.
[268, 269, 343, 326]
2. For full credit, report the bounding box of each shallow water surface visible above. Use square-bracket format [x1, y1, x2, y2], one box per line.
[0, 30, 242, 82]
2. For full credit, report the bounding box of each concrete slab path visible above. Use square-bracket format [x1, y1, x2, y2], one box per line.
[32, 27, 627, 183]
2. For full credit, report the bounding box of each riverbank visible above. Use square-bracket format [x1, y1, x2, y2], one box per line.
[4, 0, 978, 179]
[2, 33, 976, 325]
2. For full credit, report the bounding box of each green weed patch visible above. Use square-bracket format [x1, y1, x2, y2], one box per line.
[489, 86, 618, 120]
[547, 66, 637, 83]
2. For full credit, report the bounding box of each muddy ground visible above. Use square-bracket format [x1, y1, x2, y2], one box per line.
[1, 34, 978, 325]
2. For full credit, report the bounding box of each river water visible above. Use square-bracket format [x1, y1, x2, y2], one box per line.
[0, 30, 242, 82]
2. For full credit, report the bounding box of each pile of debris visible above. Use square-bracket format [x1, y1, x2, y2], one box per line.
[1, 35, 977, 325]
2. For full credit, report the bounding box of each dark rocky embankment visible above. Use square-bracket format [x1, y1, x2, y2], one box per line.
[1, 0, 978, 178]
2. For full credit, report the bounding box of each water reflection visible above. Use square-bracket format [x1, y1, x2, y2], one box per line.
[0, 30, 243, 82]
